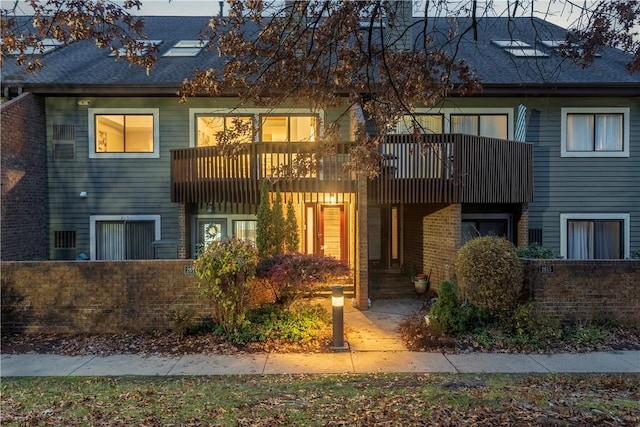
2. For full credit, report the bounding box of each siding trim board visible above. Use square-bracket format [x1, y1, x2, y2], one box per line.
[88, 108, 160, 159]
[560, 107, 630, 158]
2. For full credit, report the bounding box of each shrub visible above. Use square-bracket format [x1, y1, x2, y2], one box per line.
[166, 306, 196, 336]
[430, 281, 464, 336]
[256, 180, 275, 257]
[511, 303, 562, 344]
[256, 253, 350, 306]
[631, 249, 640, 259]
[514, 243, 559, 259]
[455, 236, 524, 314]
[284, 199, 299, 252]
[226, 302, 330, 345]
[193, 238, 258, 334]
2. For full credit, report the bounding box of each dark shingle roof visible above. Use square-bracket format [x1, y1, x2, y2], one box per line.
[2, 16, 638, 94]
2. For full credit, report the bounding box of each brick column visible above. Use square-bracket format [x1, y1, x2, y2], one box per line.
[177, 203, 189, 259]
[517, 202, 529, 247]
[355, 175, 369, 310]
[423, 204, 461, 289]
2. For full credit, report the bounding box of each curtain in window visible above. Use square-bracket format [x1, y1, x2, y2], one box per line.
[479, 116, 508, 139]
[97, 222, 125, 260]
[567, 221, 591, 259]
[594, 221, 621, 259]
[566, 115, 594, 151]
[595, 114, 622, 151]
[125, 221, 155, 260]
[451, 116, 477, 135]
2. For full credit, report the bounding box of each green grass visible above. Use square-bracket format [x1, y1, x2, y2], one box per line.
[2, 374, 639, 426]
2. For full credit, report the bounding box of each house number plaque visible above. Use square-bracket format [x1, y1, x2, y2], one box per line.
[184, 265, 196, 275]
[538, 265, 554, 273]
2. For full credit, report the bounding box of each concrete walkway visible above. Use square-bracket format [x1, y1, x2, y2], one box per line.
[2, 299, 639, 376]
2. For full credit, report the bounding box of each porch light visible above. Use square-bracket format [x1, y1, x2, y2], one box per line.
[332, 285, 345, 348]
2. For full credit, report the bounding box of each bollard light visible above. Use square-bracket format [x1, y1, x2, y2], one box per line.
[332, 285, 344, 348]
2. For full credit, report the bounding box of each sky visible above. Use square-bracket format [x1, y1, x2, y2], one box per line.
[4, 0, 638, 37]
[2, 1, 596, 30]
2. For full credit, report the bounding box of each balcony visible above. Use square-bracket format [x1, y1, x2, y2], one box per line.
[171, 134, 533, 207]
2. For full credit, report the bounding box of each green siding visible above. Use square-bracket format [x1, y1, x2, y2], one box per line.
[45, 97, 353, 259]
[523, 98, 640, 257]
[46, 95, 640, 259]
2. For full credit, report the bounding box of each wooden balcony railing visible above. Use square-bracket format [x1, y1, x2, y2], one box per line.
[369, 134, 533, 204]
[171, 134, 533, 207]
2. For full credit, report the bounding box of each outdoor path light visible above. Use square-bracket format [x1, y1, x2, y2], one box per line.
[332, 285, 344, 348]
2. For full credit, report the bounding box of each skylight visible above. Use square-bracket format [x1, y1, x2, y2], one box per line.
[6, 38, 64, 55]
[492, 40, 549, 58]
[506, 48, 549, 57]
[162, 40, 206, 57]
[541, 40, 564, 48]
[110, 40, 162, 57]
[541, 40, 601, 57]
[492, 40, 530, 48]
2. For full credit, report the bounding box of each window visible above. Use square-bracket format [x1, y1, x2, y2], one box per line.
[395, 114, 443, 134]
[110, 40, 162, 57]
[492, 40, 548, 58]
[90, 215, 161, 260]
[560, 214, 630, 259]
[234, 220, 257, 242]
[7, 38, 63, 56]
[196, 115, 253, 146]
[89, 109, 159, 158]
[261, 115, 319, 177]
[451, 114, 508, 139]
[195, 115, 253, 179]
[561, 108, 629, 157]
[261, 115, 318, 142]
[163, 40, 206, 57]
[461, 215, 511, 245]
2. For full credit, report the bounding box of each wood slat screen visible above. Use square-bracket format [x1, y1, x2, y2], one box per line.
[171, 134, 532, 207]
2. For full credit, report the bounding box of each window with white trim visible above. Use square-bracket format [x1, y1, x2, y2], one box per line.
[561, 108, 629, 157]
[89, 109, 160, 159]
[560, 213, 630, 259]
[90, 215, 161, 260]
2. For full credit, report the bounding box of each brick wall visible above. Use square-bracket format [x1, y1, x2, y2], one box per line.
[2, 259, 639, 334]
[1, 93, 48, 261]
[423, 204, 461, 288]
[1, 260, 208, 334]
[523, 259, 640, 327]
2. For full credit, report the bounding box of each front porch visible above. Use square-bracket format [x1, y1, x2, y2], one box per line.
[170, 134, 533, 308]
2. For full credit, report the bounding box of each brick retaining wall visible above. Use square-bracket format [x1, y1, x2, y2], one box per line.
[1, 260, 207, 334]
[522, 259, 640, 327]
[2, 259, 639, 334]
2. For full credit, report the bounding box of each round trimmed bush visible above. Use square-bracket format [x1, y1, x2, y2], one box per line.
[455, 236, 524, 313]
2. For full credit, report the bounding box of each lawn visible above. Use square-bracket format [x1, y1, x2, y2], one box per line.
[2, 373, 639, 426]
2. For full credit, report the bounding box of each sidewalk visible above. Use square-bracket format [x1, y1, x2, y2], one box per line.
[2, 299, 639, 376]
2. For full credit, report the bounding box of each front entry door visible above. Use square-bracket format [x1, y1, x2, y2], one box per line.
[368, 205, 400, 269]
[305, 203, 347, 262]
